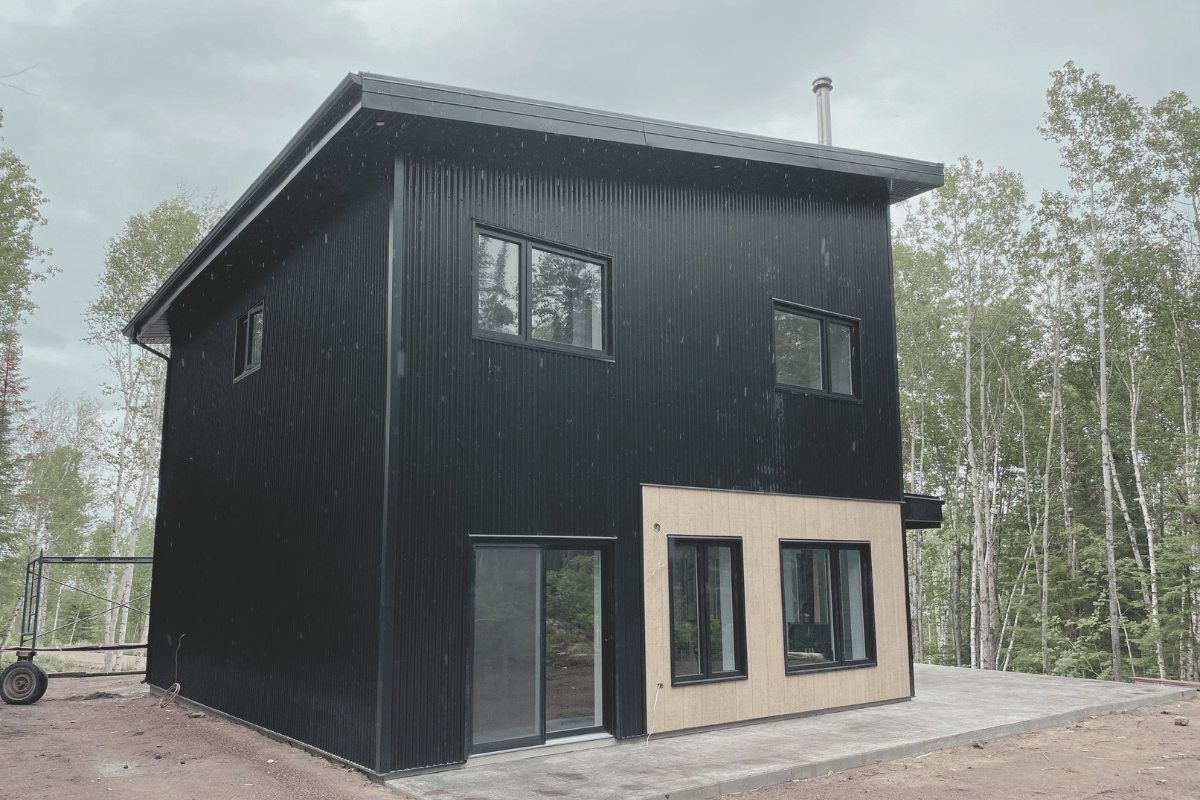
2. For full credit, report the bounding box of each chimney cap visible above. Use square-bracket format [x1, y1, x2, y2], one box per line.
[812, 77, 833, 93]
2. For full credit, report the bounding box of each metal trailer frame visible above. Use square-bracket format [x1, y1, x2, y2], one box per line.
[1, 552, 152, 704]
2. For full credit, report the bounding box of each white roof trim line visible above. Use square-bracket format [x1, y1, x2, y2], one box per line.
[133, 100, 364, 343]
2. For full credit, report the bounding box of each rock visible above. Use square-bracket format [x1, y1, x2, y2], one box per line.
[187, 712, 204, 718]
[1174, 717, 1189, 726]
[972, 740, 986, 749]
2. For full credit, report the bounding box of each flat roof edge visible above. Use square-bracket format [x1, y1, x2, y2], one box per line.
[359, 74, 943, 191]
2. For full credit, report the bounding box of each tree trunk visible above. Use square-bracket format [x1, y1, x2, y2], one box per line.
[1091, 185, 1122, 682]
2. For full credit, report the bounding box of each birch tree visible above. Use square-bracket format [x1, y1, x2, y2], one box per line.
[84, 190, 221, 667]
[0, 395, 100, 648]
[1041, 62, 1146, 681]
[901, 156, 1031, 669]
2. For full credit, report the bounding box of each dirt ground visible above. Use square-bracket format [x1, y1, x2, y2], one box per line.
[0, 672, 394, 800]
[1, 671, 1197, 800]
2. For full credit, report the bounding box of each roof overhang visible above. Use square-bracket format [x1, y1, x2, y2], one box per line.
[902, 493, 945, 530]
[125, 73, 944, 346]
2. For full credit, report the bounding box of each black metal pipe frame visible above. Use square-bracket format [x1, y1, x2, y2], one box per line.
[17, 553, 154, 651]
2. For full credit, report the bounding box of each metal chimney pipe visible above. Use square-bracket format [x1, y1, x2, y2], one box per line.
[812, 76, 833, 145]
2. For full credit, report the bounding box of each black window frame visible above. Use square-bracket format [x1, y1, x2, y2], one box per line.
[667, 536, 748, 686]
[233, 303, 264, 382]
[779, 540, 876, 674]
[772, 300, 861, 400]
[472, 222, 613, 360]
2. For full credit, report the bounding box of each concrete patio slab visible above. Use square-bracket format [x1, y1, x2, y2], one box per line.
[386, 664, 1195, 800]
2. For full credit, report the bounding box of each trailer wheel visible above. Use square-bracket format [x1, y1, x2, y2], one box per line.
[1, 660, 48, 705]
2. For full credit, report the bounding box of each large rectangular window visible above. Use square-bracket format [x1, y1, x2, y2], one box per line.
[773, 303, 858, 397]
[475, 225, 609, 356]
[668, 538, 747, 684]
[780, 541, 874, 672]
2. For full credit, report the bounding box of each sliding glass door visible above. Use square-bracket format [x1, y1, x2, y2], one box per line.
[472, 545, 603, 753]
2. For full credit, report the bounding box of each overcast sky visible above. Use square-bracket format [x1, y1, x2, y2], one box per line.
[2, 0, 1198, 409]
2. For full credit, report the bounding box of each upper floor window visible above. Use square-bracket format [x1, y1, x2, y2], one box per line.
[773, 302, 858, 397]
[475, 225, 609, 356]
[234, 304, 264, 381]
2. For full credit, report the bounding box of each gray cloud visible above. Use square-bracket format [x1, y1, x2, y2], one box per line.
[1, 0, 1197, 408]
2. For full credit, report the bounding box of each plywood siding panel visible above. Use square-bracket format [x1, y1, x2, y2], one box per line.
[642, 485, 908, 734]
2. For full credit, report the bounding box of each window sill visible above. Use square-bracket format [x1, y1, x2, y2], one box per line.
[233, 364, 261, 384]
[785, 660, 877, 676]
[774, 384, 861, 403]
[670, 673, 749, 688]
[473, 330, 615, 362]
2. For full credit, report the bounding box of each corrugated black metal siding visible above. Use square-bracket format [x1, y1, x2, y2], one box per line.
[385, 125, 901, 771]
[148, 166, 390, 769]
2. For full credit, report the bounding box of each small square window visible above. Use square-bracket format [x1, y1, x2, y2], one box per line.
[780, 541, 875, 672]
[774, 303, 858, 397]
[234, 305, 264, 380]
[474, 225, 610, 356]
[668, 537, 747, 684]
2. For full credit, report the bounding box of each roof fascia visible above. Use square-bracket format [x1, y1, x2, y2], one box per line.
[358, 74, 943, 198]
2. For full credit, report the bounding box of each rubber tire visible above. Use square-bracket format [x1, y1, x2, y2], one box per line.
[1, 660, 48, 705]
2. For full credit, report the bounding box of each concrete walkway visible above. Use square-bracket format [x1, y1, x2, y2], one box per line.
[387, 664, 1195, 800]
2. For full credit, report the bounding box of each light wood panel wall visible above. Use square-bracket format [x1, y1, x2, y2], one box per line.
[642, 485, 910, 734]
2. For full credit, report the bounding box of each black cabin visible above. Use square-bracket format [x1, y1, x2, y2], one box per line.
[125, 73, 944, 776]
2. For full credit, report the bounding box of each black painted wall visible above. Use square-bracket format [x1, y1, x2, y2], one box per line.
[148, 116, 903, 774]
[382, 120, 901, 771]
[148, 152, 391, 769]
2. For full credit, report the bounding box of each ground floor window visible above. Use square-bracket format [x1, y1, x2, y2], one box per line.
[471, 545, 605, 753]
[668, 537, 747, 684]
[780, 541, 875, 672]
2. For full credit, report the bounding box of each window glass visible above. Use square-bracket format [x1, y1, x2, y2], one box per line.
[531, 249, 603, 351]
[828, 322, 853, 395]
[782, 548, 835, 667]
[774, 309, 823, 390]
[839, 549, 867, 661]
[670, 543, 701, 678]
[544, 549, 603, 735]
[705, 545, 738, 674]
[249, 310, 264, 369]
[781, 542, 874, 672]
[477, 235, 521, 336]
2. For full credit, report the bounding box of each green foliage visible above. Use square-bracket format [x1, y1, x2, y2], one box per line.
[903, 66, 1200, 682]
[86, 189, 222, 344]
[0, 108, 53, 331]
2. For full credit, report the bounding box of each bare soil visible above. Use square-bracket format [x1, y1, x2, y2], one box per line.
[0, 672, 395, 800]
[2, 672, 1197, 800]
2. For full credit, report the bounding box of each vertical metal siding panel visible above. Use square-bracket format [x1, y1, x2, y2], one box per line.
[151, 174, 390, 768]
[384, 139, 902, 768]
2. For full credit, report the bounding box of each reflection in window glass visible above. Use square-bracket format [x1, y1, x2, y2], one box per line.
[531, 249, 603, 350]
[828, 322, 853, 395]
[477, 235, 521, 335]
[839, 549, 867, 661]
[706, 545, 738, 675]
[249, 310, 264, 368]
[670, 543, 701, 678]
[774, 310, 823, 389]
[544, 550, 603, 735]
[781, 548, 836, 667]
